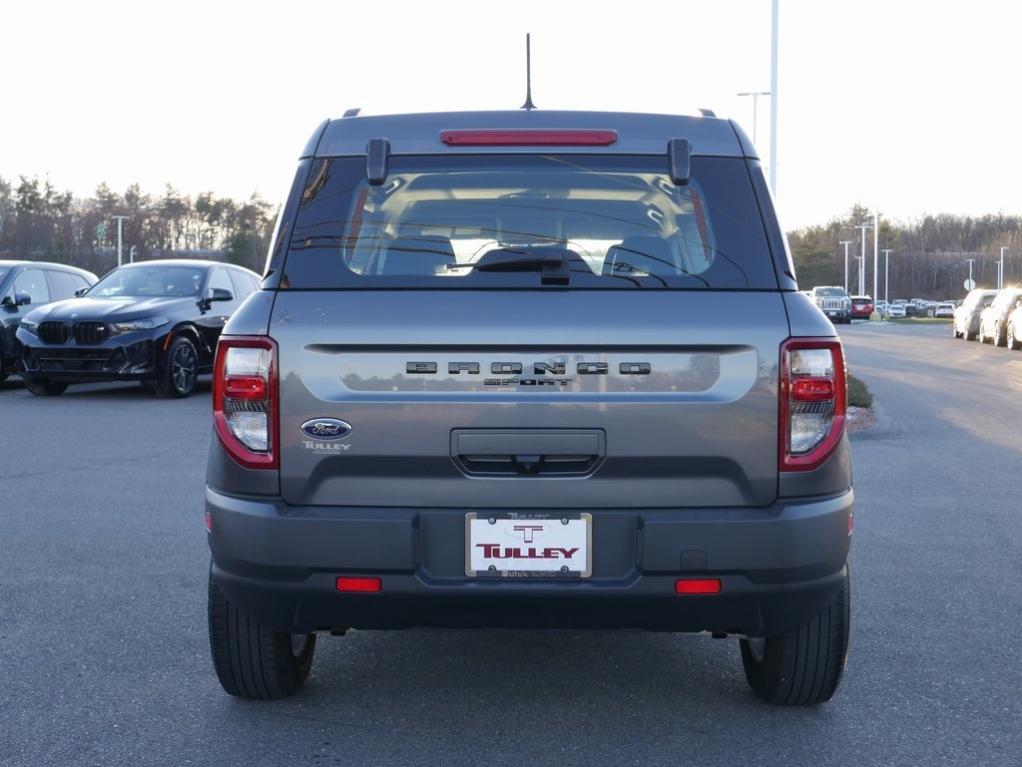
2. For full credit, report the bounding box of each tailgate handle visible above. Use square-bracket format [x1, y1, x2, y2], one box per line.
[452, 430, 605, 477]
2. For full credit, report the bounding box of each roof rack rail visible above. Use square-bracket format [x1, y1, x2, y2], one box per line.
[342, 107, 361, 118]
[698, 108, 716, 117]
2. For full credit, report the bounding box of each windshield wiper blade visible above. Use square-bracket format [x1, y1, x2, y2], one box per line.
[448, 248, 571, 285]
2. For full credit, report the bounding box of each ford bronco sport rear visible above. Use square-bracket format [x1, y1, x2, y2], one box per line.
[206, 111, 852, 705]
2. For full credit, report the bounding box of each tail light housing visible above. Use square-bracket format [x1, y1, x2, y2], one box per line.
[213, 336, 278, 469]
[779, 338, 846, 472]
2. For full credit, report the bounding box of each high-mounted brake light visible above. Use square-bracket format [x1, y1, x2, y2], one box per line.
[779, 338, 847, 472]
[440, 129, 617, 147]
[213, 336, 278, 470]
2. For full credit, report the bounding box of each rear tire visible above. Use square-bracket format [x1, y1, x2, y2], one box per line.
[155, 336, 198, 398]
[1008, 323, 1020, 351]
[208, 568, 316, 700]
[740, 571, 850, 706]
[23, 377, 68, 396]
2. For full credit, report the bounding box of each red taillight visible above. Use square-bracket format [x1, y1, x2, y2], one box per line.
[223, 376, 267, 399]
[675, 578, 721, 595]
[213, 336, 278, 470]
[791, 377, 835, 402]
[779, 338, 846, 472]
[440, 129, 618, 146]
[336, 576, 382, 593]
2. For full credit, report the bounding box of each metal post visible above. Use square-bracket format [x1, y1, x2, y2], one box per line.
[966, 258, 975, 290]
[737, 91, 770, 145]
[769, 0, 779, 193]
[855, 224, 871, 296]
[840, 240, 853, 293]
[873, 208, 879, 300]
[882, 249, 892, 302]
[111, 215, 128, 267]
[1000, 246, 1007, 289]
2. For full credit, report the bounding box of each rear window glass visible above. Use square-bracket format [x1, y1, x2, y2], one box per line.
[283, 155, 777, 290]
[816, 288, 847, 297]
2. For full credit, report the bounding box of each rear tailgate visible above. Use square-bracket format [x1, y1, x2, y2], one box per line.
[272, 290, 787, 509]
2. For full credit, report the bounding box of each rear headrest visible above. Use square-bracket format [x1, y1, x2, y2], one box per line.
[380, 236, 455, 275]
[602, 236, 678, 277]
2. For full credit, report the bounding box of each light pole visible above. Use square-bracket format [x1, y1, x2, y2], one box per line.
[840, 240, 853, 293]
[999, 246, 1007, 289]
[768, 0, 779, 193]
[855, 223, 872, 297]
[111, 215, 128, 267]
[737, 91, 770, 145]
[966, 258, 976, 291]
[882, 249, 892, 302]
[873, 208, 880, 301]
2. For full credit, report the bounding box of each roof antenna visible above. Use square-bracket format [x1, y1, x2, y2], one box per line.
[520, 33, 536, 110]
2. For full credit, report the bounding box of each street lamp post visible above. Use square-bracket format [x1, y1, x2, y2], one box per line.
[737, 91, 771, 145]
[840, 240, 853, 293]
[882, 249, 892, 302]
[769, 0, 779, 193]
[855, 223, 872, 297]
[873, 209, 880, 301]
[999, 246, 1007, 289]
[111, 215, 128, 267]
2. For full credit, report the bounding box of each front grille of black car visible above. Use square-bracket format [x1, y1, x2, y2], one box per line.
[38, 321, 72, 344]
[73, 321, 110, 345]
[31, 347, 117, 372]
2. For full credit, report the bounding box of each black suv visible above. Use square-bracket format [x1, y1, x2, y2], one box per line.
[17, 259, 259, 397]
[0, 260, 97, 383]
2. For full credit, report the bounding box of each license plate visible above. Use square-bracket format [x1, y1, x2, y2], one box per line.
[465, 513, 592, 578]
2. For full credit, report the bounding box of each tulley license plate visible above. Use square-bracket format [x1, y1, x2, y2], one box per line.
[465, 513, 592, 578]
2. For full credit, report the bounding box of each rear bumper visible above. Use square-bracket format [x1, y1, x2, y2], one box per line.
[207, 488, 853, 636]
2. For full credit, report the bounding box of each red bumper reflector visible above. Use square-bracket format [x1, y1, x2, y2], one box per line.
[205, 511, 212, 533]
[440, 129, 618, 146]
[336, 576, 382, 593]
[791, 377, 835, 401]
[675, 578, 721, 595]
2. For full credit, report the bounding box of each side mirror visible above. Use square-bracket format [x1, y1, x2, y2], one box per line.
[208, 288, 233, 303]
[14, 292, 31, 307]
[74, 287, 90, 297]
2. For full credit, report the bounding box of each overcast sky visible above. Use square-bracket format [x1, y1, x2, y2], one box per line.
[0, 0, 1018, 228]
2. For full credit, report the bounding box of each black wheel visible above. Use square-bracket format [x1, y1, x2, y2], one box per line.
[1008, 323, 1020, 351]
[155, 336, 198, 398]
[740, 571, 850, 706]
[208, 568, 316, 700]
[23, 377, 68, 396]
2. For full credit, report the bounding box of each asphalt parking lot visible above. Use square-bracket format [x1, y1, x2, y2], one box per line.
[2, 321, 1021, 767]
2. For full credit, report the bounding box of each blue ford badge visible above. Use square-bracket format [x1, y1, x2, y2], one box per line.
[301, 418, 352, 440]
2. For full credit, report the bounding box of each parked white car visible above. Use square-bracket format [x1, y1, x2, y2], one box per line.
[888, 303, 907, 318]
[934, 303, 955, 318]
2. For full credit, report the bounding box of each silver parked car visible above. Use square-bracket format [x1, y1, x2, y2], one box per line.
[953, 289, 997, 340]
[205, 109, 853, 705]
[1005, 299, 1022, 350]
[978, 287, 1022, 345]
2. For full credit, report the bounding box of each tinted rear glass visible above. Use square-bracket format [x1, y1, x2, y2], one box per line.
[283, 155, 777, 290]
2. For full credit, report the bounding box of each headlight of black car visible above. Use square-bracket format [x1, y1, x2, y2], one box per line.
[112, 316, 169, 333]
[19, 318, 39, 335]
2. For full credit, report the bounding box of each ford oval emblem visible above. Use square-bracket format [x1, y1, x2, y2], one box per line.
[300, 418, 352, 440]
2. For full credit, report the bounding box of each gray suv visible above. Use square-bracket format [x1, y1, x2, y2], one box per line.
[205, 110, 853, 705]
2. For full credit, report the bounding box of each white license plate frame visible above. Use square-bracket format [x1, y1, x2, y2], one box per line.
[464, 513, 592, 578]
